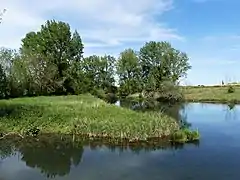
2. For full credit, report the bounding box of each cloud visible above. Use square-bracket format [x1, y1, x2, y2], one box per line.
[0, 0, 183, 53]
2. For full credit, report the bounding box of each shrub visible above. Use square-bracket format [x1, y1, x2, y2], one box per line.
[227, 86, 235, 93]
[105, 93, 118, 103]
[145, 81, 183, 103]
[171, 129, 200, 143]
[91, 89, 107, 99]
[171, 130, 187, 143]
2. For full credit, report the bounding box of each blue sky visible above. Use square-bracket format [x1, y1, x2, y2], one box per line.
[0, 0, 239, 85]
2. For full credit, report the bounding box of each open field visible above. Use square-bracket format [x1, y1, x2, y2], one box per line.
[0, 94, 180, 141]
[182, 85, 240, 103]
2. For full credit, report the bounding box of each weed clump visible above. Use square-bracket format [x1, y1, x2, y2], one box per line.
[171, 129, 200, 143]
[227, 86, 235, 93]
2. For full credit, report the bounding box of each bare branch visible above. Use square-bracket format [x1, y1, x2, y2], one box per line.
[0, 9, 7, 24]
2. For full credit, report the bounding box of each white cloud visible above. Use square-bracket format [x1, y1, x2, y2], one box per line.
[0, 0, 183, 53]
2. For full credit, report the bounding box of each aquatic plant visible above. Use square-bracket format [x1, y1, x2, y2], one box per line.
[171, 129, 200, 143]
[171, 130, 188, 143]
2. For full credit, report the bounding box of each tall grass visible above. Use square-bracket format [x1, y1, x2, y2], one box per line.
[0, 94, 179, 141]
[182, 86, 240, 103]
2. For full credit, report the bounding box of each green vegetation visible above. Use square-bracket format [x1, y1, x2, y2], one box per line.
[117, 42, 191, 102]
[0, 20, 191, 102]
[183, 85, 240, 103]
[0, 94, 181, 141]
[171, 129, 200, 143]
[228, 86, 235, 93]
[0, 19, 198, 143]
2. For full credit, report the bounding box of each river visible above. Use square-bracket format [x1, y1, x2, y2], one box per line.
[0, 102, 240, 180]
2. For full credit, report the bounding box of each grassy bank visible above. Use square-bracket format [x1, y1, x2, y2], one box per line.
[0, 94, 181, 141]
[182, 86, 240, 103]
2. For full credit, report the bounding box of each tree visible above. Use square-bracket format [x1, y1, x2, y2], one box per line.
[20, 20, 84, 95]
[0, 64, 7, 98]
[98, 55, 116, 91]
[0, 48, 20, 97]
[82, 55, 116, 92]
[139, 41, 191, 92]
[116, 48, 142, 95]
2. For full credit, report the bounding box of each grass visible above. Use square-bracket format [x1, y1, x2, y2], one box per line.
[0, 94, 181, 141]
[125, 85, 240, 104]
[171, 129, 200, 143]
[182, 85, 240, 103]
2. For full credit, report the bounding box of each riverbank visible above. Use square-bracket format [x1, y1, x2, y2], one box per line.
[0, 94, 181, 141]
[125, 85, 240, 104]
[182, 86, 240, 103]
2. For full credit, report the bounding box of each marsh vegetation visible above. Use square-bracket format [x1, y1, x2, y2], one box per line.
[0, 94, 181, 141]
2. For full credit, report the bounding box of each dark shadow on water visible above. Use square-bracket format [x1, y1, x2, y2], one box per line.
[0, 135, 83, 178]
[227, 103, 236, 110]
[0, 134, 199, 179]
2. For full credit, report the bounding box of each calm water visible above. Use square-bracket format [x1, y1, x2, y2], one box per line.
[1, 103, 240, 180]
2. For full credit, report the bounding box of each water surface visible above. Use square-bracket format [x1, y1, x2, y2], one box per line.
[1, 103, 240, 180]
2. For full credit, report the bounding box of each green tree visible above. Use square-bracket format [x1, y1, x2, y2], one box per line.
[20, 20, 84, 95]
[0, 64, 7, 98]
[0, 48, 19, 97]
[139, 41, 191, 91]
[82, 55, 116, 92]
[0, 48, 18, 75]
[8, 58, 29, 97]
[98, 55, 116, 91]
[116, 48, 142, 96]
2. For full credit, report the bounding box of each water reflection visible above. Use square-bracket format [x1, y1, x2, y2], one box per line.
[0, 136, 83, 178]
[2, 103, 240, 179]
[0, 135, 199, 179]
[226, 103, 239, 120]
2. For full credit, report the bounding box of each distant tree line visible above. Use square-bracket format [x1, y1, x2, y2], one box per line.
[0, 20, 191, 101]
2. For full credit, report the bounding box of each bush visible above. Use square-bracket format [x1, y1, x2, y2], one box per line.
[91, 89, 107, 99]
[171, 130, 187, 143]
[105, 93, 118, 103]
[227, 86, 235, 93]
[171, 129, 200, 143]
[91, 89, 118, 103]
[144, 81, 183, 103]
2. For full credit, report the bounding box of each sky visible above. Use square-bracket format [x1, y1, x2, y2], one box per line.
[0, 0, 240, 85]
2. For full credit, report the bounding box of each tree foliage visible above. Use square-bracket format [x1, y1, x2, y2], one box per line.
[0, 19, 191, 102]
[116, 48, 141, 96]
[20, 20, 84, 95]
[82, 55, 116, 92]
[0, 64, 7, 98]
[139, 41, 191, 91]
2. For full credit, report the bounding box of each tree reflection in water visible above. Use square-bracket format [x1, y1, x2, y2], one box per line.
[0, 133, 199, 179]
[0, 135, 84, 179]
